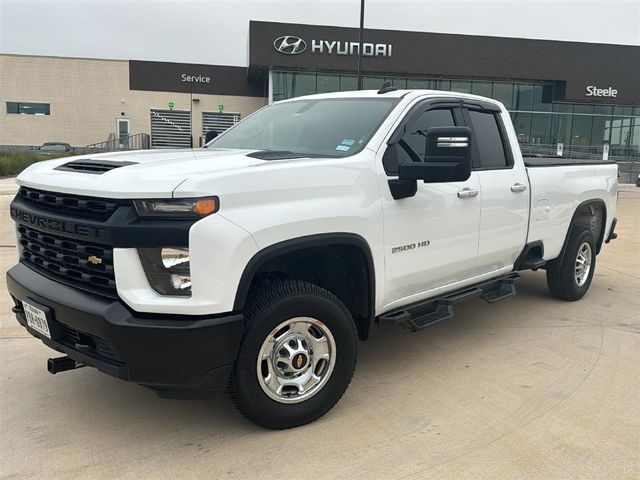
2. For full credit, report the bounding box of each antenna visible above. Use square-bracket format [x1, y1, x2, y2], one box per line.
[377, 81, 398, 94]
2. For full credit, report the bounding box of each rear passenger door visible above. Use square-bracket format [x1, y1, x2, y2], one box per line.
[464, 104, 530, 272]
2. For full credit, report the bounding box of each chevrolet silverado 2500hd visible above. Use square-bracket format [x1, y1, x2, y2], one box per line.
[7, 89, 618, 429]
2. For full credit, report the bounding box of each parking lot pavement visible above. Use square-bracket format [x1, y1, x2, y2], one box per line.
[1, 188, 638, 480]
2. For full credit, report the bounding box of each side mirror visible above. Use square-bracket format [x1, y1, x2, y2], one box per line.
[204, 130, 218, 143]
[387, 126, 472, 200]
[398, 126, 472, 183]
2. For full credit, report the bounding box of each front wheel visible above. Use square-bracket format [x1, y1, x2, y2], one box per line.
[230, 280, 358, 429]
[546, 227, 596, 301]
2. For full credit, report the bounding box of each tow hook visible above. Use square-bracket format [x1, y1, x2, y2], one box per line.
[47, 356, 85, 374]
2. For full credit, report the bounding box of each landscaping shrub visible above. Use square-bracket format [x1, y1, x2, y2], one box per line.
[0, 152, 72, 177]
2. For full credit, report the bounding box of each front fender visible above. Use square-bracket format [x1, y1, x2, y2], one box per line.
[115, 213, 258, 315]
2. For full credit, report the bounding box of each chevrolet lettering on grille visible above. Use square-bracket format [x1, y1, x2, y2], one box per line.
[10, 207, 106, 240]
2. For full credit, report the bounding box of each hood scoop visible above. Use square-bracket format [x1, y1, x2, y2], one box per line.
[55, 159, 138, 174]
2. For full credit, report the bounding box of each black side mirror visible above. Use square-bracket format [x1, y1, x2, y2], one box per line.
[204, 130, 218, 143]
[387, 126, 472, 199]
[399, 126, 472, 182]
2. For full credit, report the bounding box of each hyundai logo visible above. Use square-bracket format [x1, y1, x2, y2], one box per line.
[273, 36, 307, 55]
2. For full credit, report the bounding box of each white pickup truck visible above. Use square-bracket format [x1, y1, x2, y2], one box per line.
[7, 88, 618, 429]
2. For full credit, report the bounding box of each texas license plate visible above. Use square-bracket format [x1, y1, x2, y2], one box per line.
[22, 300, 51, 339]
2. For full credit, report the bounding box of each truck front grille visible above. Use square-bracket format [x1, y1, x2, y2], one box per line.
[18, 186, 122, 221]
[17, 224, 117, 297]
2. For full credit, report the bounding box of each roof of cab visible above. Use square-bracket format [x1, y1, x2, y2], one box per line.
[276, 89, 504, 108]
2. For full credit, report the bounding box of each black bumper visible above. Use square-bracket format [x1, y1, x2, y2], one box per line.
[7, 263, 243, 397]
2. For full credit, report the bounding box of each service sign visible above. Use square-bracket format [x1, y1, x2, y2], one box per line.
[129, 61, 262, 97]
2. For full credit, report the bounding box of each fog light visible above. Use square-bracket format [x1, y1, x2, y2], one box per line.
[138, 247, 191, 296]
[171, 274, 192, 291]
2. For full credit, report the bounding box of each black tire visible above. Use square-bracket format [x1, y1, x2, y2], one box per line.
[546, 227, 596, 301]
[230, 280, 358, 429]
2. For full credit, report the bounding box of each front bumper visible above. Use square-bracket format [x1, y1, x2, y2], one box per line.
[7, 263, 244, 397]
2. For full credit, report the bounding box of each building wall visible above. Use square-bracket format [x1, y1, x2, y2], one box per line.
[0, 55, 266, 147]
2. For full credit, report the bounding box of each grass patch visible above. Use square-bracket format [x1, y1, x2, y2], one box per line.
[0, 152, 73, 177]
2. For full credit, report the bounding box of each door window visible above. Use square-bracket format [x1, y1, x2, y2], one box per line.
[117, 119, 130, 139]
[468, 110, 511, 169]
[385, 108, 456, 173]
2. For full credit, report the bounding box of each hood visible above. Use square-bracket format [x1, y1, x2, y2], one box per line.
[16, 148, 267, 198]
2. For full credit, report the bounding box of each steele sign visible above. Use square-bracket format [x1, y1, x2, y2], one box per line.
[585, 85, 618, 98]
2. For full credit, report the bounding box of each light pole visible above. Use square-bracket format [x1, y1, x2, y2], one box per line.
[356, 0, 365, 90]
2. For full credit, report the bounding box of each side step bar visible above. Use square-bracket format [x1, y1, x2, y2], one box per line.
[378, 273, 520, 332]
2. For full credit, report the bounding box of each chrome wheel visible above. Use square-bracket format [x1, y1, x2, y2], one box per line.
[257, 317, 336, 404]
[574, 241, 592, 287]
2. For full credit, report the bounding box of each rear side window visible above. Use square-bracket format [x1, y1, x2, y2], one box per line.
[468, 110, 510, 169]
[386, 108, 456, 173]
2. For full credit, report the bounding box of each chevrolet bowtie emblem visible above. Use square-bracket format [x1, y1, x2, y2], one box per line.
[87, 255, 103, 265]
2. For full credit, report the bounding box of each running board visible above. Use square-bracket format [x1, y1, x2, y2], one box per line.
[518, 258, 546, 270]
[378, 273, 520, 332]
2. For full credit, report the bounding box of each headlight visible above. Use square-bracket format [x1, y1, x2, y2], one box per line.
[134, 197, 219, 218]
[138, 247, 191, 296]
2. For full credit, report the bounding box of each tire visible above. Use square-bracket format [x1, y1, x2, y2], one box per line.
[230, 280, 358, 429]
[546, 227, 596, 301]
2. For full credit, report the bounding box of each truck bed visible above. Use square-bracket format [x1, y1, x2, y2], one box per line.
[525, 160, 618, 261]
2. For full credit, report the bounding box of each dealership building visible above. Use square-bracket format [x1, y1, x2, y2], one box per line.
[1, 21, 639, 164]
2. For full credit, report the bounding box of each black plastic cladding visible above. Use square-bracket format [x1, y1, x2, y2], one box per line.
[10, 191, 196, 248]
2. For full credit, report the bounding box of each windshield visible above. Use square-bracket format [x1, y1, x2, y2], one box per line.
[206, 98, 398, 158]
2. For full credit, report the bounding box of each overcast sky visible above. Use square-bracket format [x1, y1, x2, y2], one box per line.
[1, 0, 639, 66]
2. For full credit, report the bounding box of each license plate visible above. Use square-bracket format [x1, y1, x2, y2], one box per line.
[22, 300, 51, 339]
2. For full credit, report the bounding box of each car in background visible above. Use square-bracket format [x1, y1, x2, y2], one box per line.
[37, 142, 74, 155]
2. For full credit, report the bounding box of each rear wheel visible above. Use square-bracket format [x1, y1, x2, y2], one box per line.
[230, 280, 358, 429]
[546, 227, 596, 301]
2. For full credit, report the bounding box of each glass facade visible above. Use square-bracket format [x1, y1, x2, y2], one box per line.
[271, 71, 640, 160]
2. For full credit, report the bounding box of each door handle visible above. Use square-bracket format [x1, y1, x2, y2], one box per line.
[457, 188, 479, 198]
[511, 183, 527, 193]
